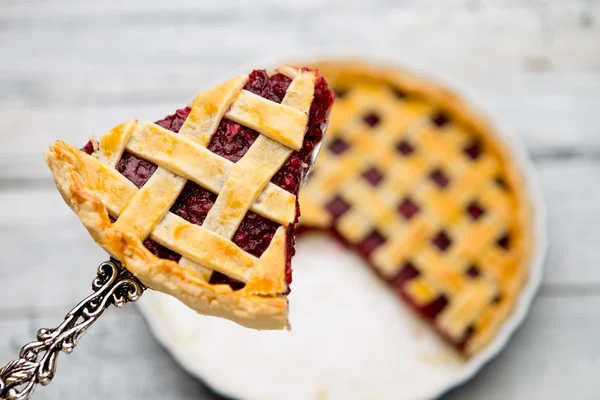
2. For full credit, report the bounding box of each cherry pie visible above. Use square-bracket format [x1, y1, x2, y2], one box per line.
[299, 61, 531, 355]
[45, 65, 334, 330]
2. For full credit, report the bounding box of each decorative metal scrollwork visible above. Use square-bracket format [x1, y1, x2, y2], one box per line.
[0, 259, 145, 400]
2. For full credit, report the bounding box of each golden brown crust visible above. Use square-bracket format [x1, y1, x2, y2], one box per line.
[41, 66, 325, 330]
[45, 140, 288, 329]
[304, 61, 532, 355]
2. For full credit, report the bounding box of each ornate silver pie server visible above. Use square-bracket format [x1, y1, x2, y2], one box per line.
[0, 259, 145, 400]
[0, 140, 323, 400]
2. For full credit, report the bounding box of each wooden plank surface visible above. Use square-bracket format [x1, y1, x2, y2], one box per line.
[0, 0, 599, 399]
[0, 0, 599, 77]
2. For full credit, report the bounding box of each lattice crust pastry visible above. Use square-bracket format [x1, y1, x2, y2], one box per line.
[299, 61, 531, 356]
[45, 65, 333, 330]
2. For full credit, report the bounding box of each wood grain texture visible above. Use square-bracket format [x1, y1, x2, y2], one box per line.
[0, 0, 599, 78]
[0, 0, 599, 399]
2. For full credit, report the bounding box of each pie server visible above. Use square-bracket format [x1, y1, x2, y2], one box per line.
[0, 141, 323, 400]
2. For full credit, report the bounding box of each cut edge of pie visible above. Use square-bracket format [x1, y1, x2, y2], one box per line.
[298, 60, 532, 356]
[44, 65, 334, 330]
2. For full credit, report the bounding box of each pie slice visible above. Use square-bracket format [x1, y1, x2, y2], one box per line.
[45, 65, 334, 329]
[299, 61, 531, 356]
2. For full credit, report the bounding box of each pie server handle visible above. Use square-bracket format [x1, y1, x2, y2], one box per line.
[0, 259, 145, 400]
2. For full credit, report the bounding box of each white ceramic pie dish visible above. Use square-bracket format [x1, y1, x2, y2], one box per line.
[137, 52, 547, 400]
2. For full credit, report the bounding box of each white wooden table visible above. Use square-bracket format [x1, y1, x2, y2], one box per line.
[1, 1, 599, 399]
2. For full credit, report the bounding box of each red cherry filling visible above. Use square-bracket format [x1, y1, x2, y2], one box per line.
[397, 197, 420, 220]
[431, 111, 450, 128]
[356, 230, 386, 257]
[362, 166, 384, 186]
[325, 195, 351, 219]
[432, 230, 453, 252]
[464, 140, 483, 160]
[388, 261, 420, 290]
[328, 137, 351, 155]
[466, 264, 481, 278]
[430, 168, 451, 189]
[466, 201, 485, 221]
[396, 140, 414, 156]
[363, 112, 381, 127]
[83, 69, 334, 291]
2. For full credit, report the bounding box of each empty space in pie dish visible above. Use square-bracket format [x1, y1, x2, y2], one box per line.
[140, 234, 474, 400]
